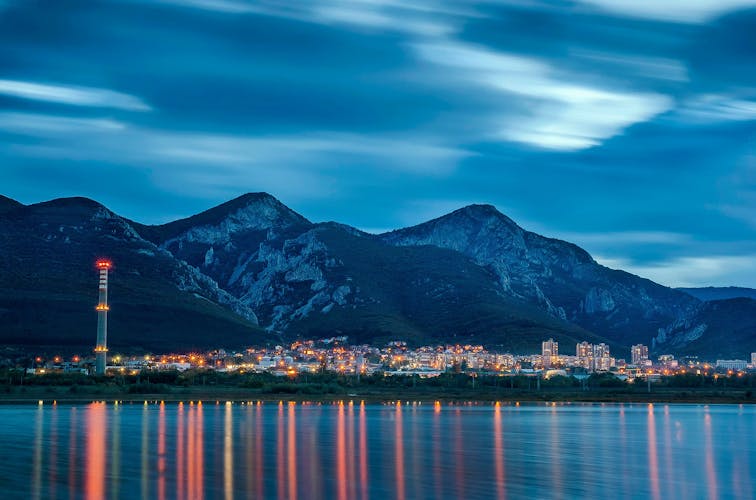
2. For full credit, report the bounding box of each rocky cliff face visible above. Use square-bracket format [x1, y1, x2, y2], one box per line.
[141, 194, 348, 332]
[380, 204, 702, 347]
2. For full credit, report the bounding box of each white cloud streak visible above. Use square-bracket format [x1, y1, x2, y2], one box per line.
[681, 95, 756, 123]
[0, 112, 125, 134]
[0, 112, 469, 198]
[554, 231, 692, 246]
[0, 79, 151, 111]
[570, 49, 689, 83]
[578, 0, 756, 23]
[151, 0, 471, 37]
[149, 132, 470, 175]
[596, 254, 756, 288]
[413, 41, 672, 150]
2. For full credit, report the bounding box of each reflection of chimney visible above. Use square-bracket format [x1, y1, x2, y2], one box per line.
[94, 259, 112, 375]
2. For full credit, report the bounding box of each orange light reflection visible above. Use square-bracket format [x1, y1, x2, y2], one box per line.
[225, 402, 234, 500]
[336, 403, 347, 500]
[158, 403, 166, 500]
[494, 404, 506, 500]
[359, 402, 369, 500]
[395, 403, 405, 500]
[86, 403, 107, 500]
[177, 403, 185, 500]
[704, 412, 719, 500]
[277, 403, 286, 500]
[647, 405, 661, 500]
[288, 403, 298, 500]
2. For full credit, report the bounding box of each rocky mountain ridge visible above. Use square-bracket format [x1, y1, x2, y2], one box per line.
[380, 205, 702, 349]
[0, 192, 752, 356]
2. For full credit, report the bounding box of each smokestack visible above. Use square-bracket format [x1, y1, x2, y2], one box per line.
[94, 259, 111, 375]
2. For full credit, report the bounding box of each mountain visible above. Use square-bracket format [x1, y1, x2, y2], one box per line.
[380, 205, 701, 348]
[677, 287, 756, 302]
[659, 298, 756, 358]
[1, 192, 753, 357]
[136, 194, 603, 351]
[0, 195, 22, 214]
[0, 197, 269, 352]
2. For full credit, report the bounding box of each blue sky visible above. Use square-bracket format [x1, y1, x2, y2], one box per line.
[1, 0, 755, 287]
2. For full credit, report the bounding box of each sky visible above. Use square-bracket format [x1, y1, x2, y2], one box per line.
[0, 0, 755, 288]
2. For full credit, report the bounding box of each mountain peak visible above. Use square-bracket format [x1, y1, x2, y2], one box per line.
[452, 203, 517, 223]
[195, 192, 310, 227]
[0, 195, 23, 215]
[140, 192, 311, 245]
[26, 196, 112, 218]
[402, 203, 521, 234]
[228, 191, 279, 207]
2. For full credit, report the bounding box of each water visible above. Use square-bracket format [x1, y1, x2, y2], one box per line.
[1, 401, 754, 499]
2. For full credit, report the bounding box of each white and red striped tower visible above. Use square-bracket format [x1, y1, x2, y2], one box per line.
[94, 259, 112, 375]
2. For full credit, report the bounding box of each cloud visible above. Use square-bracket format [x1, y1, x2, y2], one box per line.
[412, 41, 672, 150]
[148, 131, 470, 175]
[716, 157, 756, 228]
[0, 112, 469, 199]
[0, 79, 151, 111]
[570, 50, 688, 83]
[149, 0, 471, 36]
[577, 0, 756, 23]
[596, 254, 756, 288]
[0, 112, 125, 134]
[680, 95, 756, 122]
[153, 0, 255, 13]
[554, 231, 693, 246]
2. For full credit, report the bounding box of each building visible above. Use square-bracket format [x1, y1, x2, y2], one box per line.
[752, 352, 756, 367]
[716, 359, 748, 371]
[542, 338, 558, 368]
[658, 354, 678, 369]
[576, 342, 594, 371]
[593, 343, 613, 371]
[631, 344, 649, 366]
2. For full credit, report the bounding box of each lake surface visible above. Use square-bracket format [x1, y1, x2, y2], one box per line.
[1, 401, 753, 499]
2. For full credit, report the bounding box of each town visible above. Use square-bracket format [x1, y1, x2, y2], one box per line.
[24, 337, 756, 383]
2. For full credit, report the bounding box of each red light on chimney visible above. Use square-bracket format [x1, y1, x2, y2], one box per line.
[96, 259, 112, 269]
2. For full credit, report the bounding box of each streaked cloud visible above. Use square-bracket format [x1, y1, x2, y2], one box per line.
[0, 111, 468, 200]
[0, 112, 126, 134]
[151, 0, 471, 36]
[578, 0, 756, 24]
[0, 79, 150, 111]
[596, 254, 756, 288]
[554, 231, 693, 246]
[155, 0, 254, 13]
[570, 50, 689, 83]
[413, 41, 673, 150]
[149, 131, 470, 175]
[681, 95, 756, 122]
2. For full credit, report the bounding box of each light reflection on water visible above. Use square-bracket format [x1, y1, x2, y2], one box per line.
[4, 402, 755, 499]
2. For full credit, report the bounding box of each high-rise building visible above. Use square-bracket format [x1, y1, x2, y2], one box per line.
[631, 344, 649, 366]
[593, 343, 613, 371]
[576, 341, 594, 371]
[576, 342, 592, 358]
[542, 338, 558, 368]
[751, 352, 756, 366]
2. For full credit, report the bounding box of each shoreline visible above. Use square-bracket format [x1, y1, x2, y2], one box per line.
[1, 390, 753, 405]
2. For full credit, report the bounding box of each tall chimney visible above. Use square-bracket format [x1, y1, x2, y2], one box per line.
[94, 259, 111, 375]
